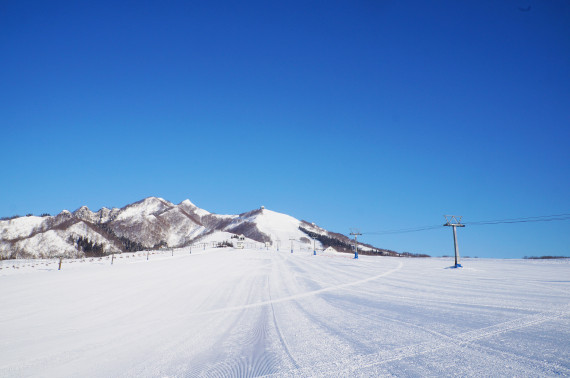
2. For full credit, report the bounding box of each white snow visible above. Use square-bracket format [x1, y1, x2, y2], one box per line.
[0, 220, 123, 259]
[96, 207, 121, 223]
[192, 230, 257, 246]
[65, 222, 122, 254]
[9, 229, 76, 258]
[115, 197, 173, 221]
[157, 207, 205, 247]
[234, 208, 318, 247]
[179, 199, 211, 217]
[0, 253, 568, 376]
[73, 206, 98, 223]
[252, 209, 301, 241]
[0, 216, 46, 240]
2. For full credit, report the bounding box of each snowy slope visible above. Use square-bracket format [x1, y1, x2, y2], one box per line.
[242, 208, 309, 243]
[0, 253, 568, 376]
[0, 219, 123, 259]
[178, 198, 211, 218]
[155, 207, 206, 247]
[8, 229, 76, 257]
[73, 206, 100, 224]
[192, 230, 259, 247]
[113, 197, 173, 221]
[0, 215, 47, 240]
[109, 198, 205, 248]
[222, 208, 320, 248]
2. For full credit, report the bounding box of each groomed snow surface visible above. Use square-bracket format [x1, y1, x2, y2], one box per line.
[1, 249, 568, 377]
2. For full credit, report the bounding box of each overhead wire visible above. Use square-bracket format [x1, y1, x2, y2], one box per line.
[361, 213, 570, 235]
[362, 225, 441, 235]
[464, 213, 570, 225]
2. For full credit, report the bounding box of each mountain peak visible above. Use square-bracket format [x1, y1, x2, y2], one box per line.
[138, 196, 170, 205]
[73, 206, 98, 223]
[73, 205, 92, 214]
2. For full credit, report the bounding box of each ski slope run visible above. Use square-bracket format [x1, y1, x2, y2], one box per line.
[1, 249, 569, 377]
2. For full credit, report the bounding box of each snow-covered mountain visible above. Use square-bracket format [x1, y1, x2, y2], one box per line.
[0, 197, 396, 259]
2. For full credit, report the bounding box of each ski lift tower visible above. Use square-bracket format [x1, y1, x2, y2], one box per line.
[350, 228, 362, 259]
[444, 215, 465, 268]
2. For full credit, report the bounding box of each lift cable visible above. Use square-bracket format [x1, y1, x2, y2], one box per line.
[464, 213, 570, 225]
[362, 225, 442, 235]
[361, 213, 570, 235]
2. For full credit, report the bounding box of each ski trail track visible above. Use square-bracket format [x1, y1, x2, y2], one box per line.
[282, 256, 394, 356]
[267, 256, 300, 370]
[318, 292, 570, 375]
[181, 254, 567, 376]
[192, 257, 280, 377]
[120, 255, 275, 377]
[131, 255, 282, 378]
[183, 256, 403, 318]
[271, 306, 570, 377]
[2, 250, 568, 377]
[155, 252, 300, 377]
[264, 255, 570, 377]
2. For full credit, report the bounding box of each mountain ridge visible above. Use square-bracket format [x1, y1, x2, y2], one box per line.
[0, 197, 399, 259]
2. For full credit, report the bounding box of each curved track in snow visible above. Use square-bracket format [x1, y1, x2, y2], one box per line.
[0, 249, 568, 376]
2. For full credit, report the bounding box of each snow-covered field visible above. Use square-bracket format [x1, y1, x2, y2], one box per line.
[1, 249, 568, 377]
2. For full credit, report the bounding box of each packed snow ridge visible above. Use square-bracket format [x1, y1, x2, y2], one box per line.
[0, 197, 394, 259]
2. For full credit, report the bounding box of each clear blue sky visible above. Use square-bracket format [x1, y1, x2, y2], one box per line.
[2, 0, 569, 258]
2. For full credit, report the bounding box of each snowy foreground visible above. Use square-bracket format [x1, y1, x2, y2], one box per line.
[1, 249, 569, 377]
